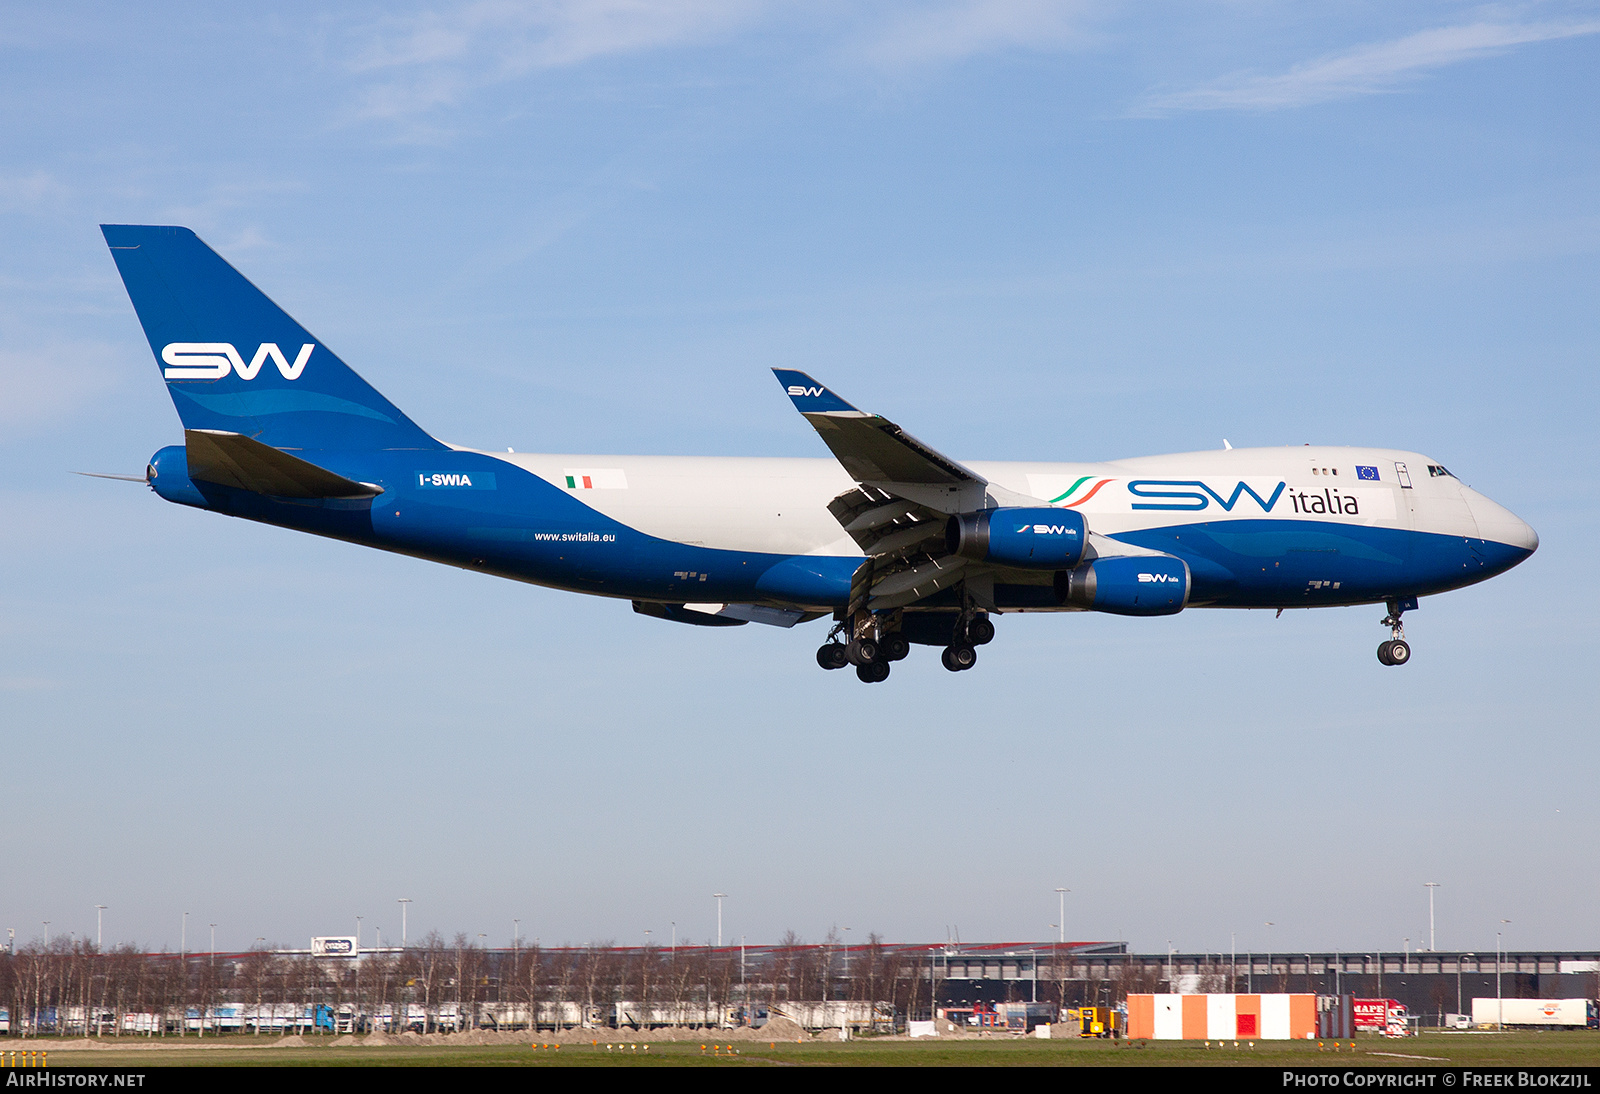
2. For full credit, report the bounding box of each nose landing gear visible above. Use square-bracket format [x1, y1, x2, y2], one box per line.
[1377, 598, 1414, 666]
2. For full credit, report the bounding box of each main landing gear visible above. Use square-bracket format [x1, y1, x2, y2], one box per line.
[815, 611, 994, 683]
[940, 613, 992, 674]
[1377, 598, 1413, 666]
[815, 619, 911, 683]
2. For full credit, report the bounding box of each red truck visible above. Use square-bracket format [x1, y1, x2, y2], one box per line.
[1353, 998, 1408, 1035]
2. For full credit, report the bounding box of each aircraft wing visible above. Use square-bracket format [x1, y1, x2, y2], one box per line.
[773, 371, 1043, 612]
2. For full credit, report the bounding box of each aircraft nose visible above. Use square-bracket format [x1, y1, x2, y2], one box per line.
[1462, 487, 1538, 555]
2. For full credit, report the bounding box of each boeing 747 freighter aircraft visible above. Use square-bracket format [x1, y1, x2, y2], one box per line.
[102, 225, 1538, 682]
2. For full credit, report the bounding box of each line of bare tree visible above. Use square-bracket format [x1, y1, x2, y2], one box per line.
[1, 931, 1154, 1036]
[0, 930, 929, 1036]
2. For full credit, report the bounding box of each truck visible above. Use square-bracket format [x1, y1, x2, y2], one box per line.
[1353, 998, 1408, 1035]
[1471, 998, 1599, 1029]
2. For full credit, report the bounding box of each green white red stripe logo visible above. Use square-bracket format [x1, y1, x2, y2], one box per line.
[1047, 476, 1115, 507]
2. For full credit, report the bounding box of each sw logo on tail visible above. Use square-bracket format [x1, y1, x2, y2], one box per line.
[161, 342, 314, 381]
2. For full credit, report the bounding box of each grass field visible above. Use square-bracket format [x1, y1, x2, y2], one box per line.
[12, 1031, 1600, 1067]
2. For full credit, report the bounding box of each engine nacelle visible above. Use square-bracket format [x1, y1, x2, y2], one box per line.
[946, 508, 1087, 570]
[1054, 554, 1190, 616]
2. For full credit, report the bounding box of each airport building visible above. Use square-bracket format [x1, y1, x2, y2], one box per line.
[4, 940, 1596, 1035]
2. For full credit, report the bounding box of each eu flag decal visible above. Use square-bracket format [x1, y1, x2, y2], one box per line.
[1356, 465, 1380, 481]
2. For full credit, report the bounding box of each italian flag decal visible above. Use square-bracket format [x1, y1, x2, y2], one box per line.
[562, 468, 628, 490]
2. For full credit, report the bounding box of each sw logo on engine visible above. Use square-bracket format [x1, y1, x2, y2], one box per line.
[161, 342, 314, 381]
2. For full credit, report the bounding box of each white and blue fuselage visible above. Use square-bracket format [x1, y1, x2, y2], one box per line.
[107, 225, 1537, 673]
[174, 444, 1532, 611]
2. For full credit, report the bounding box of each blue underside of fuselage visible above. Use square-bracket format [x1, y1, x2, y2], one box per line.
[1113, 520, 1531, 608]
[176, 448, 1532, 612]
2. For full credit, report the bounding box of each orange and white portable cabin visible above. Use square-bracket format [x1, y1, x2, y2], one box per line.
[1126, 994, 1318, 1040]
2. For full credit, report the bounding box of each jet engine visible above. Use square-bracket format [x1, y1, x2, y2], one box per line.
[1054, 554, 1190, 616]
[947, 508, 1086, 569]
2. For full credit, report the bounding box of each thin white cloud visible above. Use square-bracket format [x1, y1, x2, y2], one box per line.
[1135, 18, 1600, 116]
[0, 171, 68, 214]
[344, 1, 1112, 127]
[855, 0, 1103, 66]
[349, 0, 763, 122]
[0, 342, 122, 433]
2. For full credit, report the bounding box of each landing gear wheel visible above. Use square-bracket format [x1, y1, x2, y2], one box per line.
[817, 643, 849, 670]
[881, 632, 911, 662]
[846, 637, 880, 666]
[941, 644, 977, 672]
[856, 661, 890, 684]
[964, 615, 995, 646]
[1377, 598, 1413, 667]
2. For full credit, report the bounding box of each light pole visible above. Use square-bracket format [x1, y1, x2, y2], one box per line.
[1425, 883, 1440, 950]
[713, 894, 727, 948]
[1265, 922, 1275, 991]
[210, 924, 217, 973]
[398, 899, 412, 946]
[478, 928, 488, 1020]
[1497, 920, 1511, 1029]
[181, 912, 188, 959]
[95, 905, 106, 949]
[356, 916, 363, 949]
[1056, 888, 1069, 945]
[43, 921, 50, 947]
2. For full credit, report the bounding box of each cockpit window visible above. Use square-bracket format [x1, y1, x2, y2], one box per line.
[1427, 465, 1453, 477]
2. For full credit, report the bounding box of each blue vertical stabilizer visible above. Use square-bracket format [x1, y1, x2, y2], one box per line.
[102, 225, 443, 452]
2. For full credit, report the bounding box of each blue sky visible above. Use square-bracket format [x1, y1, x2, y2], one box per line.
[2, 1, 1597, 958]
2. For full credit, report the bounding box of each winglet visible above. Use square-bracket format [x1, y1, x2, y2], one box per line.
[771, 370, 864, 416]
[770, 368, 988, 494]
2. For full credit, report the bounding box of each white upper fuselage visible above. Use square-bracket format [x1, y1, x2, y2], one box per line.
[473, 444, 1538, 557]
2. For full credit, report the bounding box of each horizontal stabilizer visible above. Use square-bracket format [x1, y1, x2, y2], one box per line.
[184, 430, 381, 499]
